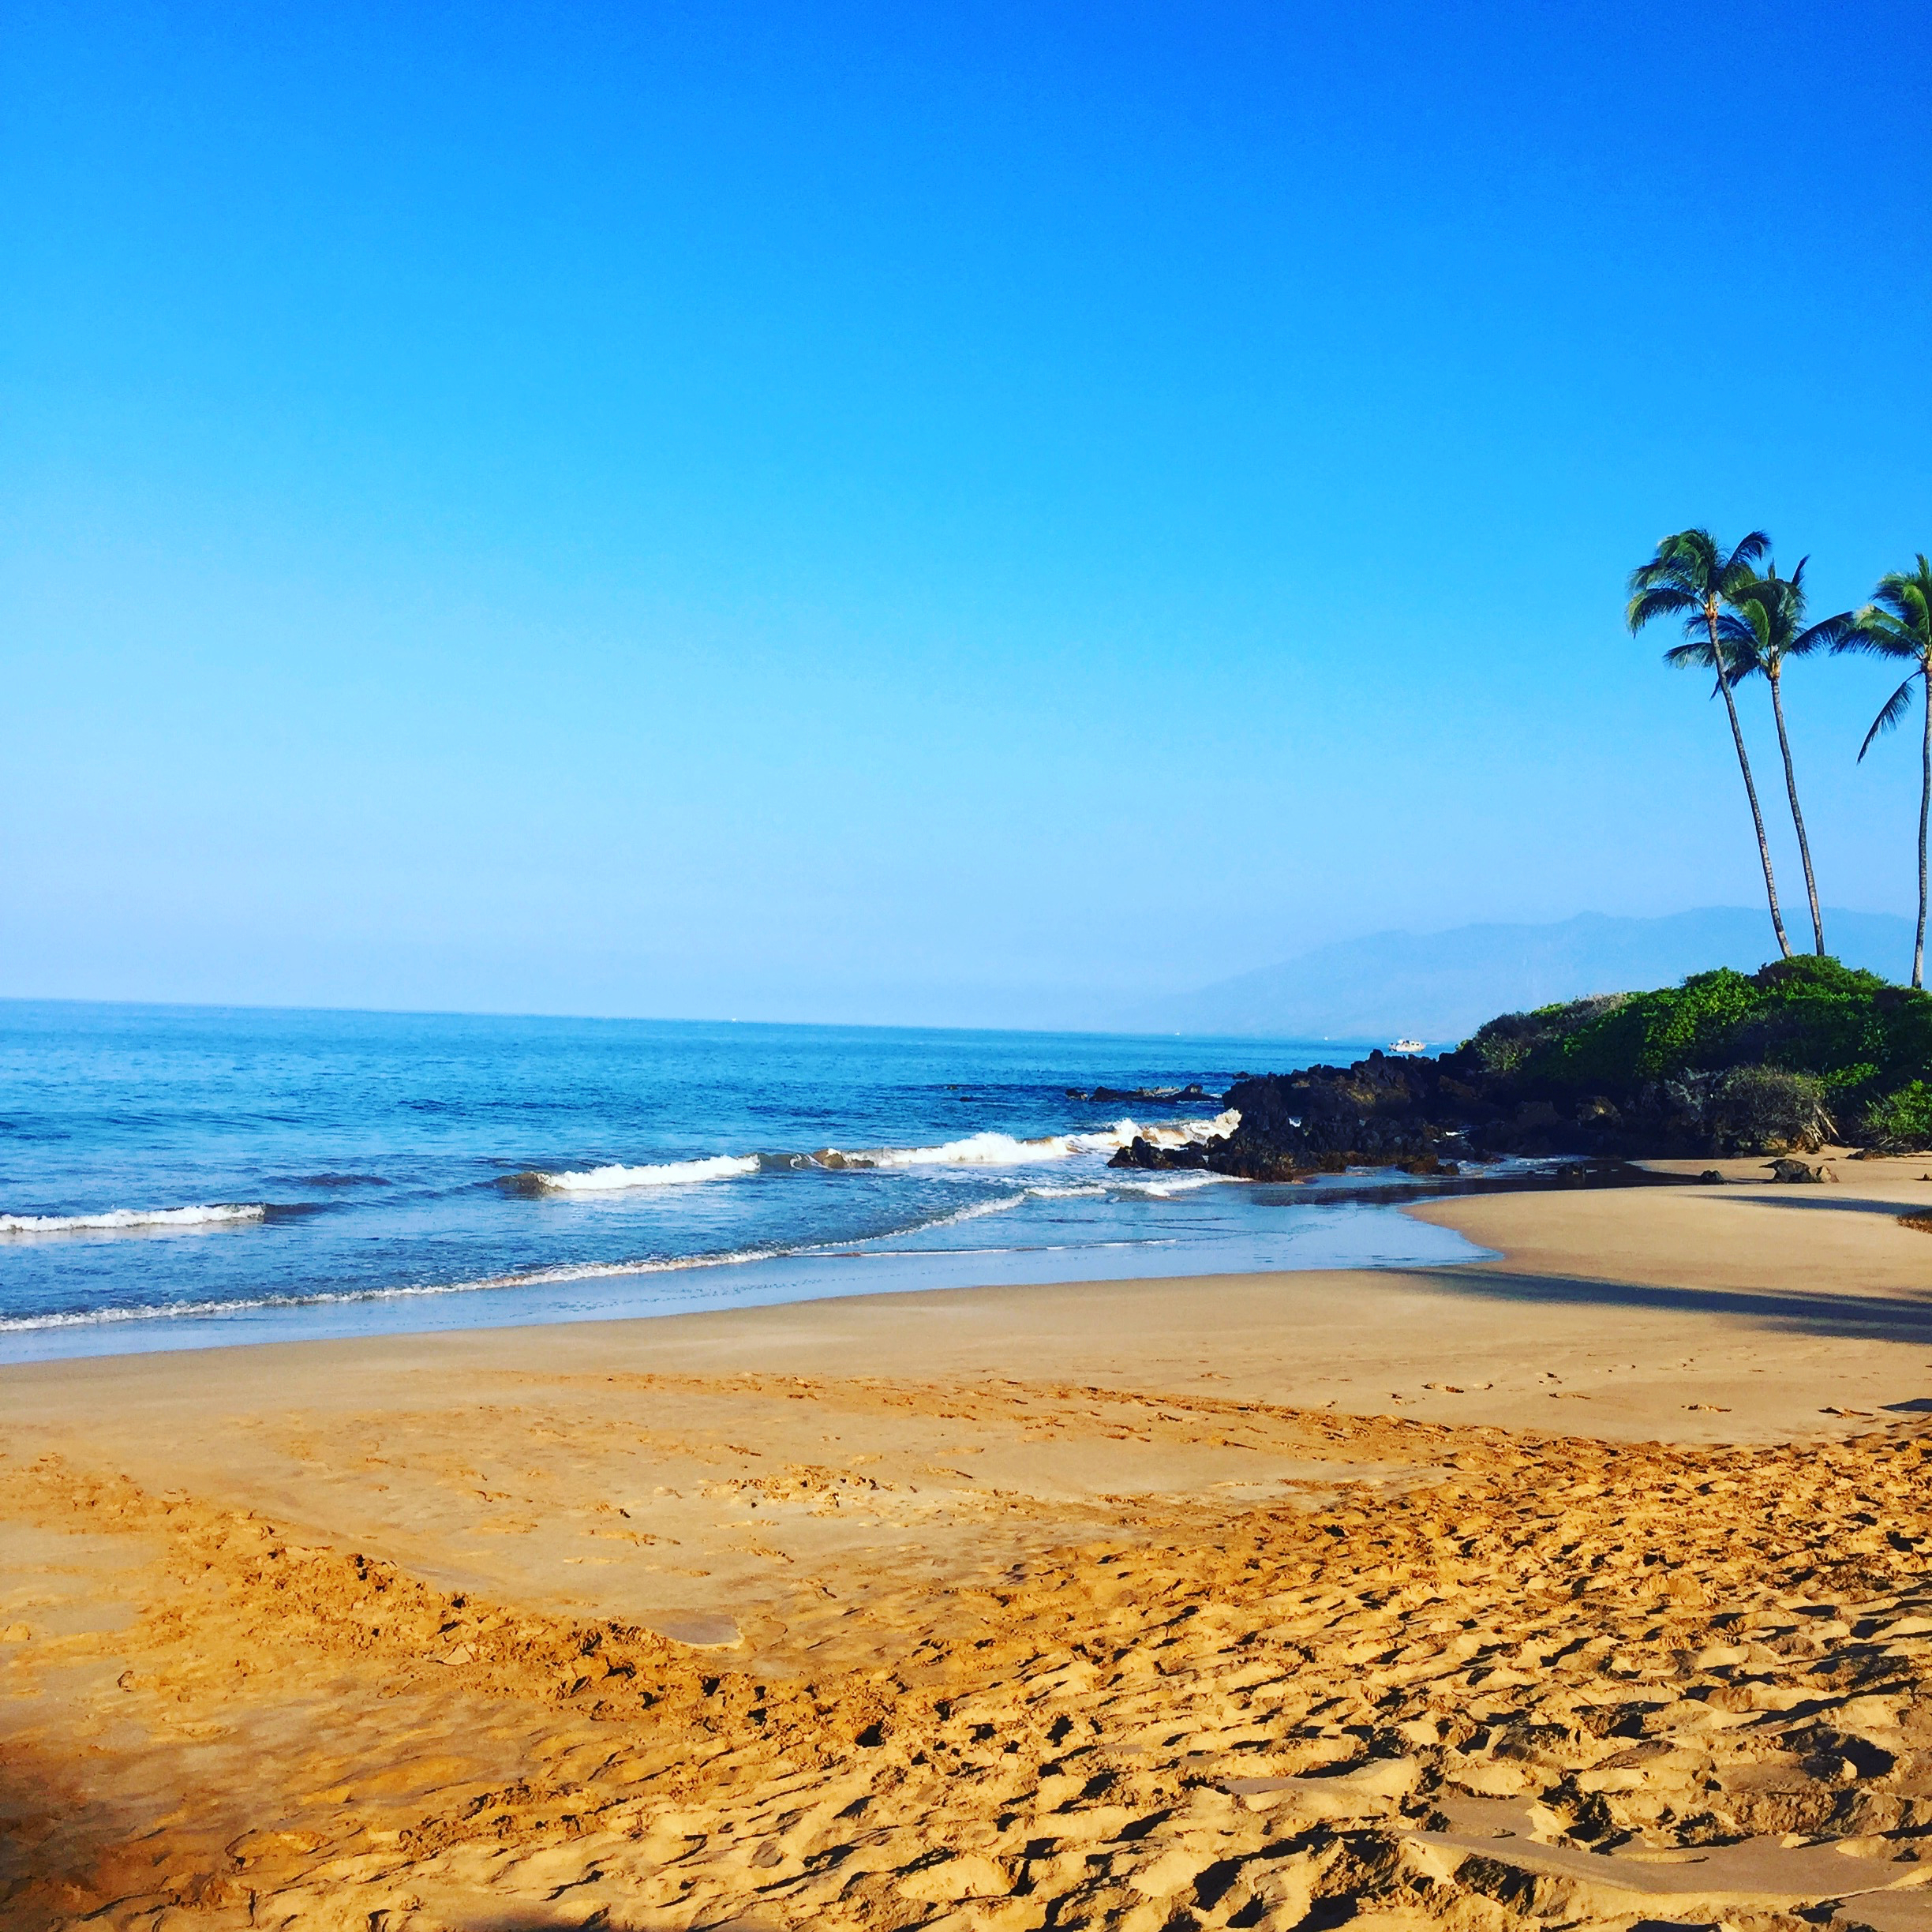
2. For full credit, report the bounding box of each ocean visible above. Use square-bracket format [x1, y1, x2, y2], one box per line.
[0, 1002, 1488, 1362]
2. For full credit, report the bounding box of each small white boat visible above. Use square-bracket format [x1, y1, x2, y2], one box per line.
[1388, 1038, 1426, 1055]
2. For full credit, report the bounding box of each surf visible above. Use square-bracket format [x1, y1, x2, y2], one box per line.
[0, 1203, 271, 1237]
[510, 1110, 1241, 1193]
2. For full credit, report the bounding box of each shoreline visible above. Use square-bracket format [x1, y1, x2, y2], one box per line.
[0, 1152, 1771, 1371]
[0, 1171, 1493, 1368]
[3, 1148, 1930, 1421]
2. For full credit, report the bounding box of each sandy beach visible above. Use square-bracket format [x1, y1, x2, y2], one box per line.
[9, 1156, 1932, 1931]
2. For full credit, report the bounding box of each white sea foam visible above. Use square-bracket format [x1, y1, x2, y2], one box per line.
[518, 1110, 1238, 1194]
[830, 1109, 1239, 1170]
[1110, 1174, 1229, 1197]
[0, 1244, 788, 1332]
[865, 1129, 1093, 1167]
[530, 1154, 761, 1193]
[0, 1203, 268, 1237]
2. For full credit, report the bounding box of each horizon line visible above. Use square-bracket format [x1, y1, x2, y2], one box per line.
[0, 992, 1383, 1048]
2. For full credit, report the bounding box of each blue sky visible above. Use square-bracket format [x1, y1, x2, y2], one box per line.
[4, 1, 1928, 1026]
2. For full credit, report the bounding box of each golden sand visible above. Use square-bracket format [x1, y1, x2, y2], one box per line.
[7, 1155, 1932, 1932]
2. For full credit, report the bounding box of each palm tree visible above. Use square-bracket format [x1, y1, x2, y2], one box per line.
[1627, 529, 1791, 957]
[1708, 559, 1854, 957]
[1835, 556, 1932, 988]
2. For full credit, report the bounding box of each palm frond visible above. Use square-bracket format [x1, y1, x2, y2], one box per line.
[1859, 677, 1917, 762]
[1663, 638, 1717, 671]
[1756, 560, 1808, 629]
[1627, 583, 1701, 632]
[1629, 530, 1713, 599]
[1836, 606, 1923, 660]
[1717, 530, 1773, 591]
[1663, 530, 1719, 574]
[1787, 609, 1856, 657]
[1865, 558, 1932, 647]
[1715, 604, 1769, 676]
[1627, 556, 1692, 601]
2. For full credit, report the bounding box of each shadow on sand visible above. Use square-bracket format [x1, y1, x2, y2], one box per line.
[1698, 1187, 1932, 1219]
[1410, 1258, 1932, 1346]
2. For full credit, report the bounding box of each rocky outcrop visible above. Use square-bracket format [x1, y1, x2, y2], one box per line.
[1110, 1050, 1476, 1179]
[1073, 1083, 1222, 1105]
[1765, 1156, 1837, 1183]
[1110, 1039, 1837, 1181]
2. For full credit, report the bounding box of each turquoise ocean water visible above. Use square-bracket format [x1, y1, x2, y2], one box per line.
[0, 1002, 1487, 1362]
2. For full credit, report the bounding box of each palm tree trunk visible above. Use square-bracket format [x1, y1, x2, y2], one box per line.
[1917, 665, 1929, 990]
[1767, 671, 1825, 956]
[1709, 612, 1792, 958]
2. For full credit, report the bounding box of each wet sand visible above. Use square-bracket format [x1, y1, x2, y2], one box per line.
[7, 1154, 1932, 1930]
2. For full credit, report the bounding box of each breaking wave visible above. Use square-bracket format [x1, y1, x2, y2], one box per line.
[506, 1110, 1238, 1196]
[0, 1203, 270, 1237]
[837, 1110, 1237, 1170]
[519, 1154, 762, 1194]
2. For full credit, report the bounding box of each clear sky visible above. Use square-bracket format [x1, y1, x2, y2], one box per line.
[4, 1, 1928, 1028]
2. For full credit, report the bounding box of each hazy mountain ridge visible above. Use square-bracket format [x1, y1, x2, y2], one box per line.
[1140, 908, 1919, 1043]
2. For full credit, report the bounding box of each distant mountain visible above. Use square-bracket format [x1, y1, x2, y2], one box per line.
[1136, 908, 1920, 1045]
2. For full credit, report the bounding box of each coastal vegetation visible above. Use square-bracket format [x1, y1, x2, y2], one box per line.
[1627, 529, 1932, 987]
[1467, 953, 1932, 1151]
[1114, 954, 1932, 1174]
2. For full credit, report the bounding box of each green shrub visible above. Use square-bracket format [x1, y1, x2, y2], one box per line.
[1705, 1065, 1832, 1154]
[1822, 1061, 1881, 1096]
[1862, 1080, 1932, 1151]
[1635, 968, 1762, 1077]
[1465, 995, 1627, 1076]
[1507, 956, 1932, 1103]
